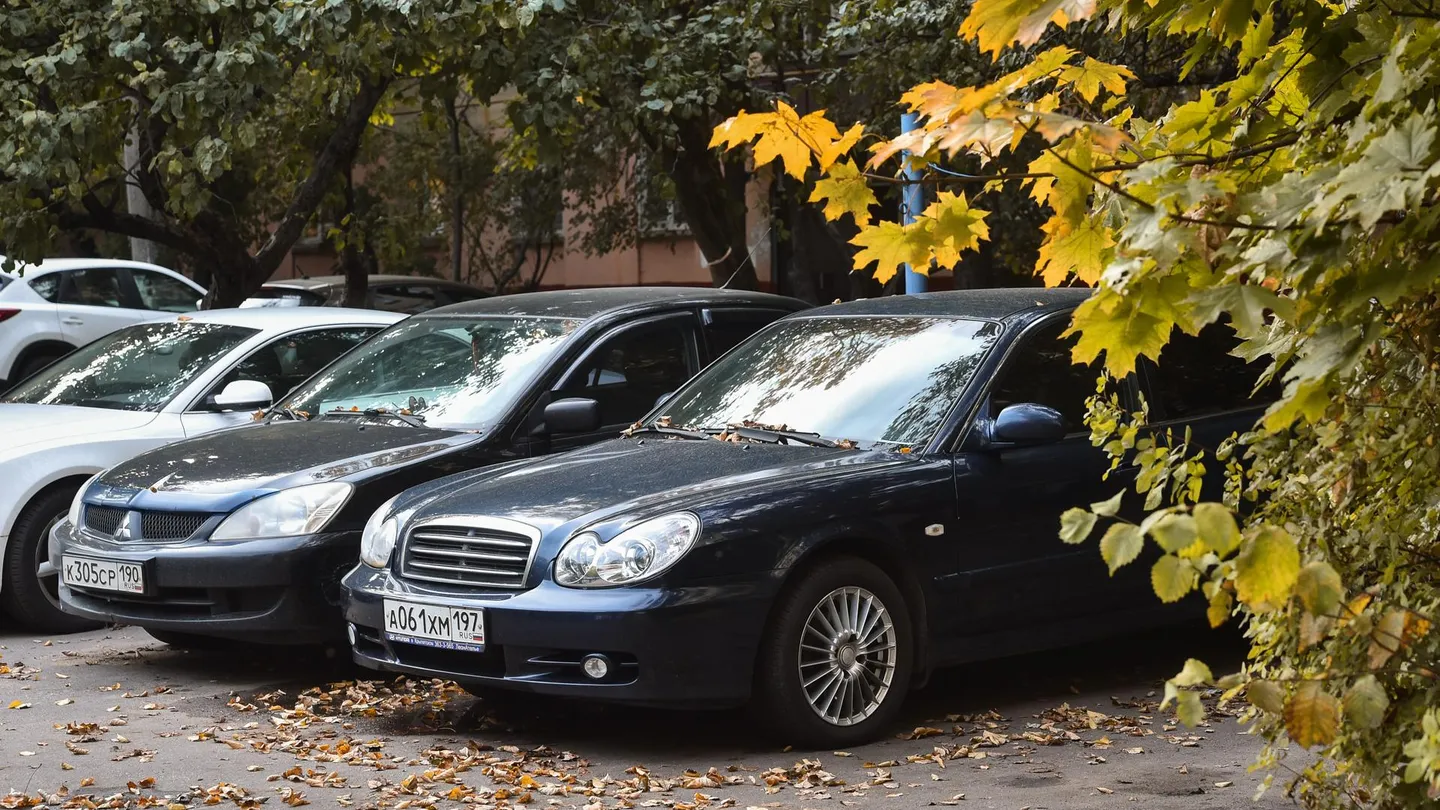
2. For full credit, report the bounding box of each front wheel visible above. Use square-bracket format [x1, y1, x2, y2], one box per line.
[753, 557, 913, 748]
[1, 487, 104, 634]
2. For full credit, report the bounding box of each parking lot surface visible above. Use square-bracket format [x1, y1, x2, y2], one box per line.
[0, 625, 1295, 809]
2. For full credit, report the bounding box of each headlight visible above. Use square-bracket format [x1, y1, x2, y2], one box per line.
[359, 494, 402, 569]
[554, 512, 700, 588]
[211, 483, 353, 541]
[67, 473, 103, 531]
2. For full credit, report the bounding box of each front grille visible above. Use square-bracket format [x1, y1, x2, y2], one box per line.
[83, 506, 125, 536]
[140, 511, 208, 541]
[400, 521, 537, 589]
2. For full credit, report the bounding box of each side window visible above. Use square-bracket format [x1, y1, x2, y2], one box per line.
[560, 319, 695, 427]
[1149, 323, 1277, 420]
[27, 274, 61, 302]
[58, 269, 126, 308]
[133, 270, 199, 313]
[703, 309, 790, 359]
[372, 284, 436, 313]
[202, 327, 378, 407]
[436, 287, 487, 307]
[988, 320, 1102, 431]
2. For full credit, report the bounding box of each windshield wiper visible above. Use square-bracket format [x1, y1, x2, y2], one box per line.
[623, 424, 713, 440]
[320, 408, 427, 428]
[264, 408, 311, 424]
[720, 425, 839, 448]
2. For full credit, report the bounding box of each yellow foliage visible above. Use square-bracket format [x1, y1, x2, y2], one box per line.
[1055, 57, 1136, 103]
[710, 101, 851, 180]
[959, 0, 1099, 56]
[849, 221, 933, 285]
[808, 161, 877, 224]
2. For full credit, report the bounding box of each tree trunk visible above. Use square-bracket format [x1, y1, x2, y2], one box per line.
[340, 169, 370, 308]
[663, 118, 757, 290]
[444, 95, 465, 283]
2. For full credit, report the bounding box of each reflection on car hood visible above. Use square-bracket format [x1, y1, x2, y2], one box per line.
[408, 437, 901, 535]
[97, 421, 481, 504]
[0, 404, 157, 453]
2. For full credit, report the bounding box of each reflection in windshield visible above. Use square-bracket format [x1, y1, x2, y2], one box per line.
[3, 322, 258, 412]
[655, 316, 1001, 448]
[279, 315, 579, 430]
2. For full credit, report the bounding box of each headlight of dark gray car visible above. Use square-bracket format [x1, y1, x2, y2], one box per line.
[553, 512, 700, 588]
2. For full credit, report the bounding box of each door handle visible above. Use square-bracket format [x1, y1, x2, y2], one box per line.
[61, 317, 84, 326]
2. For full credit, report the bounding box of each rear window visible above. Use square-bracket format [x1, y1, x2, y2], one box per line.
[1147, 323, 1280, 420]
[0, 275, 10, 291]
[242, 287, 328, 308]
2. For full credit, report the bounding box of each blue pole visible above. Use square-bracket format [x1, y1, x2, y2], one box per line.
[900, 112, 927, 294]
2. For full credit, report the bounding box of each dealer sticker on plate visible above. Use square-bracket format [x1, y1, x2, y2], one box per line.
[383, 599, 485, 652]
[61, 556, 144, 594]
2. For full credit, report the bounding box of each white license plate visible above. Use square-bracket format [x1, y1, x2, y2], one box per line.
[61, 556, 144, 594]
[383, 599, 485, 652]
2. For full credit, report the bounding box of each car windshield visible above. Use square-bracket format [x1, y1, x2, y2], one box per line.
[241, 287, 327, 308]
[278, 315, 580, 430]
[2, 322, 259, 412]
[653, 316, 1002, 448]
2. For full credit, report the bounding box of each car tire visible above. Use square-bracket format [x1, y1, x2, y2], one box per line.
[753, 556, 913, 748]
[1, 487, 103, 634]
[143, 629, 236, 651]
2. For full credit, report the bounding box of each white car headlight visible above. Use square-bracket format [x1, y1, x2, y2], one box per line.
[359, 494, 402, 569]
[67, 473, 102, 530]
[554, 512, 700, 588]
[211, 483, 353, 541]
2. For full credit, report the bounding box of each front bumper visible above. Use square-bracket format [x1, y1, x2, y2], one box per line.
[53, 521, 358, 644]
[343, 565, 783, 707]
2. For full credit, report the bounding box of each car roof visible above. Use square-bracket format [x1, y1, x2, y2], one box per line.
[147, 307, 404, 329]
[790, 287, 1091, 322]
[262, 275, 476, 290]
[424, 286, 808, 320]
[3, 257, 179, 276]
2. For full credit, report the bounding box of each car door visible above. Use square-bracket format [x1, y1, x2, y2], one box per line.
[546, 312, 702, 451]
[180, 326, 381, 436]
[949, 315, 1141, 629]
[130, 269, 201, 313]
[53, 268, 146, 344]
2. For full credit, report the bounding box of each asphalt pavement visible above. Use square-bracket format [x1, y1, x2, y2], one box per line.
[0, 624, 1301, 809]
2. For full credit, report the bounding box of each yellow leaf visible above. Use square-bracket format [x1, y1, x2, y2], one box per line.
[1284, 681, 1339, 748]
[1173, 658, 1213, 687]
[1066, 288, 1174, 376]
[922, 191, 991, 267]
[1234, 525, 1300, 612]
[1342, 675, 1388, 730]
[1152, 555, 1197, 603]
[809, 161, 877, 224]
[934, 110, 1019, 159]
[1404, 611, 1433, 645]
[710, 102, 844, 181]
[1369, 609, 1406, 670]
[1207, 588, 1233, 628]
[1176, 690, 1204, 727]
[1036, 215, 1113, 286]
[1193, 502, 1241, 557]
[1247, 680, 1285, 714]
[1295, 561, 1344, 617]
[960, 0, 1099, 55]
[1055, 57, 1136, 102]
[818, 124, 865, 171]
[850, 221, 932, 285]
[1262, 377, 1330, 431]
[1100, 523, 1143, 574]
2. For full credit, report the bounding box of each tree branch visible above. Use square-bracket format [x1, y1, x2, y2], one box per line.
[57, 193, 203, 255]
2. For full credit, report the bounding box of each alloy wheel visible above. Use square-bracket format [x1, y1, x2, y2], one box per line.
[33, 509, 64, 610]
[797, 585, 898, 727]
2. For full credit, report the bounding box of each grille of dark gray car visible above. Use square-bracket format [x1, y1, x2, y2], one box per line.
[83, 506, 125, 536]
[401, 524, 535, 588]
[140, 511, 209, 541]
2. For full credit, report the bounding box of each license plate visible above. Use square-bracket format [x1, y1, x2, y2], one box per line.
[61, 556, 144, 594]
[383, 599, 485, 652]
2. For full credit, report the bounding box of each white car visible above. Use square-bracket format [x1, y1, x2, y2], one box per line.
[0, 306, 402, 632]
[0, 259, 206, 387]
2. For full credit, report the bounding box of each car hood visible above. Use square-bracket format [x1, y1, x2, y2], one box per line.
[95, 420, 482, 512]
[0, 404, 157, 454]
[406, 437, 904, 536]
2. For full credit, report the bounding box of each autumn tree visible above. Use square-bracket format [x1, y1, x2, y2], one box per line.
[0, 0, 513, 306]
[712, 0, 1440, 806]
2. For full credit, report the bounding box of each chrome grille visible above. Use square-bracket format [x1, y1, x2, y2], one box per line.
[140, 511, 208, 541]
[83, 506, 125, 536]
[400, 518, 538, 589]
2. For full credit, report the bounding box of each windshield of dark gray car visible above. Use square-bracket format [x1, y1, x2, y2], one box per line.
[278, 315, 581, 430]
[653, 315, 1002, 448]
[3, 322, 259, 411]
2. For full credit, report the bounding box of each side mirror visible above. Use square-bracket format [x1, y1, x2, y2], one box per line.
[653, 392, 673, 410]
[991, 403, 1068, 445]
[212, 380, 273, 412]
[543, 397, 601, 435]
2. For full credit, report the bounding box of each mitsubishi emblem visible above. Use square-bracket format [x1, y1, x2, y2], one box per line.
[114, 512, 133, 541]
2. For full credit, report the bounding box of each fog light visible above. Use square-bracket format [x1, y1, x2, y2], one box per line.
[581, 654, 611, 680]
[347, 623, 358, 646]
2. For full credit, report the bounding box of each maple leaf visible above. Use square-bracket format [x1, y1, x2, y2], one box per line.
[817, 123, 865, 171]
[922, 191, 990, 267]
[1036, 215, 1113, 285]
[850, 220, 932, 284]
[1055, 58, 1136, 103]
[960, 0, 1099, 56]
[809, 161, 877, 223]
[710, 102, 844, 180]
[1066, 288, 1173, 375]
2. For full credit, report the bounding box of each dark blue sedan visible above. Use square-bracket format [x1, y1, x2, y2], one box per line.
[341, 289, 1272, 745]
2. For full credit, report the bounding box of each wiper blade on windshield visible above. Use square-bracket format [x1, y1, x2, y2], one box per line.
[320, 408, 427, 428]
[264, 408, 311, 424]
[622, 424, 713, 440]
[720, 425, 839, 448]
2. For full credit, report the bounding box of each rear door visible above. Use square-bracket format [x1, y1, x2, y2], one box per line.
[54, 268, 148, 345]
[131, 269, 202, 313]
